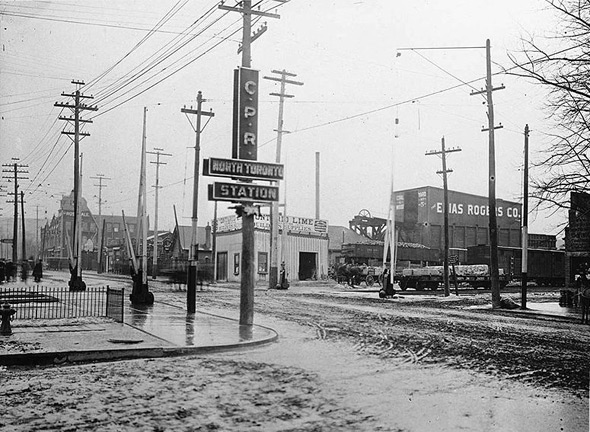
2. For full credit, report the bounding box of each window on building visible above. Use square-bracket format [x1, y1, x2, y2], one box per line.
[107, 223, 113, 233]
[129, 224, 135, 233]
[113, 223, 120, 233]
[258, 252, 268, 274]
[233, 253, 240, 275]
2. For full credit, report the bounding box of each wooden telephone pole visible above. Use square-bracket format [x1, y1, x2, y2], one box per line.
[90, 174, 110, 273]
[220, 0, 281, 326]
[55, 80, 98, 291]
[2, 160, 28, 263]
[263, 69, 303, 289]
[521, 124, 530, 309]
[147, 147, 172, 280]
[181, 92, 214, 313]
[426, 137, 461, 297]
[470, 39, 504, 308]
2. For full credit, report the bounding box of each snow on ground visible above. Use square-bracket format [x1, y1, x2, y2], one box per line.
[0, 271, 587, 431]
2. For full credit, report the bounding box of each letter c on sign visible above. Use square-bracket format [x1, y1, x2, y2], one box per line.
[245, 81, 257, 95]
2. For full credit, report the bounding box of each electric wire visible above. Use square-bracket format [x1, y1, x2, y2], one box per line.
[90, 5, 224, 107]
[83, 0, 193, 92]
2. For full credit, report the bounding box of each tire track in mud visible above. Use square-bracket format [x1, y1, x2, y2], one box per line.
[195, 288, 590, 396]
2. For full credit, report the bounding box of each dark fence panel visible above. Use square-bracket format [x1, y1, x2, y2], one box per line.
[106, 286, 125, 323]
[0, 285, 124, 321]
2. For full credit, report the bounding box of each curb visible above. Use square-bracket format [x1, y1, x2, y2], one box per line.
[0, 329, 279, 367]
[494, 308, 582, 324]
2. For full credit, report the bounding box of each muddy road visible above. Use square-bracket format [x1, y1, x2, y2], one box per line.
[184, 283, 590, 397]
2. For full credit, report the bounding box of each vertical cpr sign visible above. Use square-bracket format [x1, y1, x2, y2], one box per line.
[232, 67, 259, 160]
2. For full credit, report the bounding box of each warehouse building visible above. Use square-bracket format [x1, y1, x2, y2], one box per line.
[214, 213, 329, 282]
[393, 186, 522, 262]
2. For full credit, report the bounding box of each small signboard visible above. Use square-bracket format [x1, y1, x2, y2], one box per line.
[208, 182, 279, 203]
[203, 157, 284, 181]
[1, 238, 13, 244]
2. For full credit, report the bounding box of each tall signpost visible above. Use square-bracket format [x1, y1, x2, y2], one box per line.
[218, 0, 281, 327]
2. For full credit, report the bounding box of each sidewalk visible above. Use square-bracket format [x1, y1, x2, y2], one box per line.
[0, 299, 279, 366]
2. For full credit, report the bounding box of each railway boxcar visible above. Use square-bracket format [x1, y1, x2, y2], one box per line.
[466, 245, 565, 286]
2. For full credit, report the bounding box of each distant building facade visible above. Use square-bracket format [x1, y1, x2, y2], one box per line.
[215, 213, 329, 282]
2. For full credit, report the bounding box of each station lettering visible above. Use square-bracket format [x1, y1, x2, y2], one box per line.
[219, 184, 278, 201]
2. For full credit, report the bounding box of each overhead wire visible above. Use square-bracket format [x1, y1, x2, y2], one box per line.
[89, 0, 281, 114]
[83, 0, 193, 92]
[90, 5, 223, 107]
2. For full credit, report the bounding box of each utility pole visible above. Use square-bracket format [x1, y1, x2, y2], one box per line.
[147, 147, 172, 280]
[55, 80, 98, 291]
[129, 107, 154, 304]
[426, 137, 461, 297]
[263, 69, 303, 289]
[220, 0, 281, 326]
[90, 174, 110, 273]
[2, 160, 28, 263]
[20, 191, 26, 263]
[181, 91, 214, 313]
[470, 39, 504, 308]
[521, 124, 530, 310]
[35, 204, 39, 259]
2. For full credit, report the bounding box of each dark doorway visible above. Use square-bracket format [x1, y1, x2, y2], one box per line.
[217, 252, 228, 281]
[299, 252, 317, 280]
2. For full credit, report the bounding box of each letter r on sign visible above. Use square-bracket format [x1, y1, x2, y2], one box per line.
[244, 133, 256, 145]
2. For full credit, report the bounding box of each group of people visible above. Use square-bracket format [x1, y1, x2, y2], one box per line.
[0, 259, 43, 283]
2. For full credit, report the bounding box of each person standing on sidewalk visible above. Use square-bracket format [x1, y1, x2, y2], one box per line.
[33, 259, 43, 283]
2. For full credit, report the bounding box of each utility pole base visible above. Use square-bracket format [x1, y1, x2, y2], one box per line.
[187, 263, 197, 314]
[269, 266, 278, 289]
[68, 266, 86, 291]
[130, 270, 154, 305]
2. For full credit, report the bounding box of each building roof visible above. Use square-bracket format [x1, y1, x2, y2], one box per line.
[328, 226, 379, 251]
[175, 225, 209, 251]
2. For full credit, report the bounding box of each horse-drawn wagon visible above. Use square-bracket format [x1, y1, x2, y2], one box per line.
[333, 263, 383, 287]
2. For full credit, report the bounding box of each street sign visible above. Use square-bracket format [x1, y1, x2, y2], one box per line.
[1, 239, 13, 244]
[233, 67, 259, 160]
[208, 182, 279, 203]
[203, 157, 284, 181]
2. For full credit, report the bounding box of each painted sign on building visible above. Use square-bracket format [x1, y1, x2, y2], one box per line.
[216, 214, 328, 237]
[395, 186, 521, 228]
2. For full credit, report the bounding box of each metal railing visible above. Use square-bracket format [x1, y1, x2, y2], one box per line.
[0, 285, 124, 323]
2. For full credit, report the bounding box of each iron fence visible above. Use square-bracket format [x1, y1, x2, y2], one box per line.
[0, 285, 125, 323]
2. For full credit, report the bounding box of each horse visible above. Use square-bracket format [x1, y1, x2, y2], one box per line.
[334, 263, 362, 287]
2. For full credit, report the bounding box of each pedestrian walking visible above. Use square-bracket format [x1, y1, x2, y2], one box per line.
[33, 259, 43, 283]
[21, 260, 29, 282]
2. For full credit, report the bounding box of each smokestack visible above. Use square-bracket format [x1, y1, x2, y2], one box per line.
[315, 152, 320, 220]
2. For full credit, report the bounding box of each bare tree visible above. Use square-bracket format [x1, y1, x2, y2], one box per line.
[508, 1, 590, 214]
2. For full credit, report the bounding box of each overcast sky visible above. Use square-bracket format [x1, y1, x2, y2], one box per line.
[0, 0, 563, 236]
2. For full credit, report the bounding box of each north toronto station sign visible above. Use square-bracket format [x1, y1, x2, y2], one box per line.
[205, 67, 283, 204]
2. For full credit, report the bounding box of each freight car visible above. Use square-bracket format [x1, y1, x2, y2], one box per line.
[466, 245, 565, 286]
[396, 264, 508, 290]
